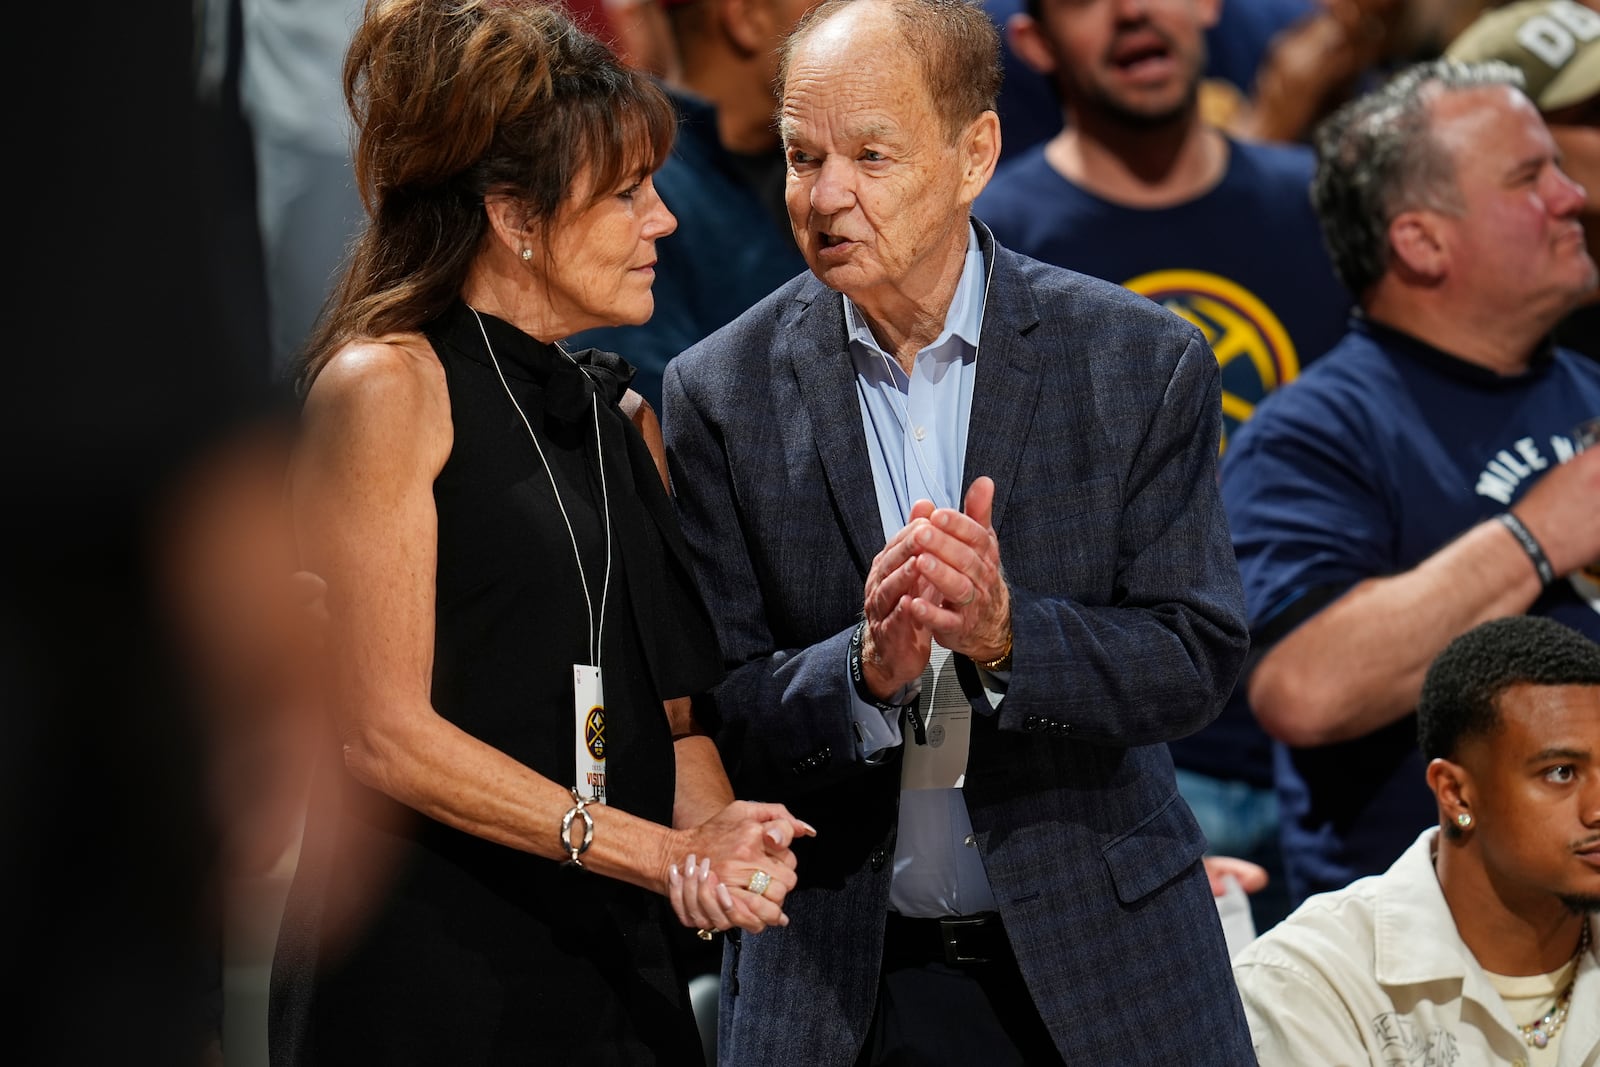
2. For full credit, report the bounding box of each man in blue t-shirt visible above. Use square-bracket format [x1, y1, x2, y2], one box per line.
[974, 0, 1351, 930]
[1222, 58, 1600, 906]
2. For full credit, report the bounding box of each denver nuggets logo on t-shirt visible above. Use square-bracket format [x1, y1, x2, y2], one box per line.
[1123, 270, 1299, 452]
[584, 706, 605, 761]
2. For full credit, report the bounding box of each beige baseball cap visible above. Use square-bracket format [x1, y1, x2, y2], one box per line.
[1446, 0, 1600, 112]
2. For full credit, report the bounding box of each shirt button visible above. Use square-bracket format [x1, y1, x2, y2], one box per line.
[963, 834, 976, 848]
[913, 425, 926, 441]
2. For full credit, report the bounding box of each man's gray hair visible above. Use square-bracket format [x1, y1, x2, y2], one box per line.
[1310, 58, 1527, 298]
[780, 0, 1000, 145]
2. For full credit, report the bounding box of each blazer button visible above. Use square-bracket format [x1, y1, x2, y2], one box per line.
[870, 848, 888, 871]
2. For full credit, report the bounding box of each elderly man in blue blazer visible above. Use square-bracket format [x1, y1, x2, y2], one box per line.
[662, 0, 1255, 1062]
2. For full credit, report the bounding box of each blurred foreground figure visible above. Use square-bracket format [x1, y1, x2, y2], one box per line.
[12, 1, 282, 1063]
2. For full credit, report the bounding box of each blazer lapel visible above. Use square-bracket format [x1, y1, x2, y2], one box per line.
[785, 278, 884, 576]
[963, 222, 1045, 533]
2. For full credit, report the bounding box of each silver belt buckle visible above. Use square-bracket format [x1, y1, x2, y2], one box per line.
[938, 914, 994, 965]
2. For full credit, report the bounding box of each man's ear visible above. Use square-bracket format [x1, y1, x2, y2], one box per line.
[1007, 13, 1058, 77]
[1389, 210, 1449, 283]
[721, 0, 765, 55]
[1426, 756, 1472, 828]
[960, 110, 1003, 203]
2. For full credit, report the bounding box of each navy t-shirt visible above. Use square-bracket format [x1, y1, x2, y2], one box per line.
[975, 137, 1351, 789]
[1221, 315, 1600, 902]
[976, 138, 1349, 453]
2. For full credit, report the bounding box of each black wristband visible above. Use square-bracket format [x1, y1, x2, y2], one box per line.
[1498, 511, 1556, 586]
[848, 620, 901, 713]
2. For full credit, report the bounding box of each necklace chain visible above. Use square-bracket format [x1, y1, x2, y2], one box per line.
[1516, 921, 1589, 1050]
[469, 306, 611, 666]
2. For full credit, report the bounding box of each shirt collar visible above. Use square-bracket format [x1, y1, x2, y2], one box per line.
[1371, 829, 1471, 989]
[843, 221, 986, 359]
[1351, 311, 1558, 386]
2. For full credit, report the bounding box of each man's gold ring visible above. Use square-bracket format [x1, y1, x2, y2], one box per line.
[746, 869, 772, 897]
[957, 588, 976, 607]
[696, 927, 716, 941]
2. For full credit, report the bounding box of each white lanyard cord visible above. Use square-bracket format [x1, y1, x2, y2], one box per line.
[470, 306, 611, 667]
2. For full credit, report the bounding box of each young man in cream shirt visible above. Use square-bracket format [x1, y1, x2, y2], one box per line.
[1233, 615, 1600, 1066]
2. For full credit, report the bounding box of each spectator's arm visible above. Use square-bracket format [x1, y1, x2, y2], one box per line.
[1234, 957, 1372, 1066]
[1249, 519, 1541, 745]
[1251, 445, 1600, 745]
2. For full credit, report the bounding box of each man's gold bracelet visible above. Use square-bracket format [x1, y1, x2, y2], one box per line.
[976, 631, 1013, 673]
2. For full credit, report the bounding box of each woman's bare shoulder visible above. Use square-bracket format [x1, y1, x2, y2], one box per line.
[301, 333, 453, 467]
[311, 333, 444, 403]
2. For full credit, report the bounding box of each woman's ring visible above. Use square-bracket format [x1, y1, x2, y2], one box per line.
[746, 869, 772, 897]
[697, 927, 716, 941]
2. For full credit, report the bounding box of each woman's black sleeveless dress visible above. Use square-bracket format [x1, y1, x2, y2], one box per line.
[269, 301, 723, 1065]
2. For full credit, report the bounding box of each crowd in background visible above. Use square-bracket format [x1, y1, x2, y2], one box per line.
[14, 0, 1598, 1064]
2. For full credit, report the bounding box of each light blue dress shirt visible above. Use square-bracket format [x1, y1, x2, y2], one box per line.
[846, 223, 999, 918]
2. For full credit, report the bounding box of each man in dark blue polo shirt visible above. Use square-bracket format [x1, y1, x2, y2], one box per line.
[1222, 57, 1600, 905]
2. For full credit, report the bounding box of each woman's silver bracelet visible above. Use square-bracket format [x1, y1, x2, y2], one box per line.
[559, 787, 595, 870]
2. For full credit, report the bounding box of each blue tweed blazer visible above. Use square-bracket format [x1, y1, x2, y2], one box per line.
[662, 222, 1257, 1065]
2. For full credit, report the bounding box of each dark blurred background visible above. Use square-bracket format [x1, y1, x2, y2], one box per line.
[8, 3, 277, 1064]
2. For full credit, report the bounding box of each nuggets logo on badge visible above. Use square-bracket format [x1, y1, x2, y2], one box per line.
[584, 706, 605, 761]
[1123, 270, 1299, 453]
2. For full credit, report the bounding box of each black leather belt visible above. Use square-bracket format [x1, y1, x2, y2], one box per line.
[882, 910, 1011, 968]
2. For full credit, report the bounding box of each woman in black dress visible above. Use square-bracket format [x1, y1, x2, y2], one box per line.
[269, 2, 810, 1062]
